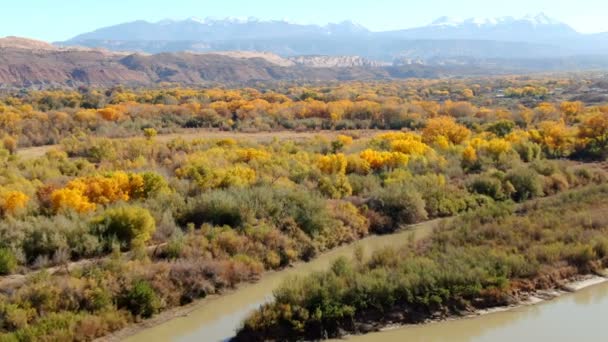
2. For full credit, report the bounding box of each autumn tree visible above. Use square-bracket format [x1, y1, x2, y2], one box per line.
[531, 120, 575, 158]
[422, 116, 471, 146]
[2, 136, 17, 154]
[576, 112, 608, 160]
[560, 101, 584, 121]
[0, 190, 29, 216]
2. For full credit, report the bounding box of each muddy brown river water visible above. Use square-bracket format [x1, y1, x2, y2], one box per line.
[341, 279, 608, 342]
[125, 217, 608, 342]
[125, 220, 438, 342]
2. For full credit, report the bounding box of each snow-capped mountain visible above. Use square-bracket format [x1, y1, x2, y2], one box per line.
[382, 13, 579, 42]
[430, 13, 562, 28]
[59, 13, 608, 60]
[66, 17, 370, 43]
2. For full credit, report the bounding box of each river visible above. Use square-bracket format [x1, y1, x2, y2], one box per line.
[341, 280, 608, 342]
[125, 219, 439, 342]
[125, 217, 608, 342]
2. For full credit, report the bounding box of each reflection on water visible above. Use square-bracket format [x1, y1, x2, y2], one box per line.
[342, 280, 608, 342]
[125, 220, 438, 342]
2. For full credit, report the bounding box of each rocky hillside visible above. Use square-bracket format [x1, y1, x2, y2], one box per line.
[0, 40, 398, 87]
[3, 36, 608, 88]
[288, 55, 384, 68]
[0, 36, 57, 50]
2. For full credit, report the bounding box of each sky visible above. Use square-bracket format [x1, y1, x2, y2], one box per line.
[2, 0, 608, 42]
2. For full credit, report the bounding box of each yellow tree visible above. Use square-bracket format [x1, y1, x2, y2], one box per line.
[422, 116, 471, 145]
[0, 191, 29, 216]
[51, 188, 96, 213]
[533, 120, 575, 157]
[559, 101, 584, 121]
[318, 154, 348, 175]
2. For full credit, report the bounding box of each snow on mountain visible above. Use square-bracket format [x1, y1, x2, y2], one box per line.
[430, 13, 565, 28]
[383, 12, 580, 43]
[522, 13, 561, 26]
[60, 13, 608, 59]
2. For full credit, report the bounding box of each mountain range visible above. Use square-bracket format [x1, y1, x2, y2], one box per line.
[2, 13, 608, 88]
[60, 13, 608, 60]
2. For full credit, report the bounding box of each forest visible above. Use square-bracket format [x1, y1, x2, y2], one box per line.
[0, 75, 606, 340]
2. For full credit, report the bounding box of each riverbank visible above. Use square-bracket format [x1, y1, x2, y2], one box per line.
[107, 185, 606, 342]
[100, 219, 442, 342]
[232, 186, 608, 341]
[234, 273, 608, 342]
[337, 276, 608, 342]
[337, 273, 608, 341]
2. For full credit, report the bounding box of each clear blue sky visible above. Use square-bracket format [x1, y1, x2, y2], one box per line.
[2, 0, 608, 41]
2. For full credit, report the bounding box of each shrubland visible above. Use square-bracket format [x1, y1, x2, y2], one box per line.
[0, 77, 605, 163]
[0, 78, 605, 341]
[235, 185, 608, 341]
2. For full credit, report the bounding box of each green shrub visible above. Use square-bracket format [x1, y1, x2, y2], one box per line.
[514, 141, 542, 162]
[468, 175, 508, 201]
[121, 280, 160, 318]
[93, 206, 156, 249]
[318, 174, 352, 199]
[139, 172, 169, 198]
[181, 191, 246, 228]
[0, 248, 17, 275]
[164, 235, 185, 260]
[282, 190, 335, 237]
[347, 174, 381, 197]
[369, 184, 428, 228]
[505, 168, 543, 202]
[486, 120, 515, 137]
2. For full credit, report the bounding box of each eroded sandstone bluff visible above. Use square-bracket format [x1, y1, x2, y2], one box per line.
[0, 37, 441, 87]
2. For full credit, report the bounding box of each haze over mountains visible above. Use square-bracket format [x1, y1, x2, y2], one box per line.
[61, 13, 608, 60]
[2, 13, 608, 88]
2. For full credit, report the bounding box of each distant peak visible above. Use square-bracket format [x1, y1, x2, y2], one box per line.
[522, 12, 561, 25]
[156, 16, 261, 25]
[430, 13, 564, 27]
[430, 16, 464, 27]
[326, 20, 368, 31]
[185, 16, 205, 23]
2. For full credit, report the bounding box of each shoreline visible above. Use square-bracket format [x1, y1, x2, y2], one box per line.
[97, 264, 287, 341]
[101, 188, 601, 341]
[106, 253, 608, 342]
[98, 219, 443, 341]
[335, 273, 608, 341]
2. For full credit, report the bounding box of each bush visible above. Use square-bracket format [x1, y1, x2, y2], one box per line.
[121, 280, 160, 318]
[369, 184, 428, 230]
[505, 168, 543, 202]
[93, 206, 156, 249]
[0, 248, 17, 275]
[139, 172, 169, 198]
[143, 128, 157, 140]
[468, 175, 508, 201]
[282, 190, 335, 237]
[181, 191, 246, 228]
[318, 174, 352, 199]
[486, 120, 515, 137]
[514, 141, 541, 162]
